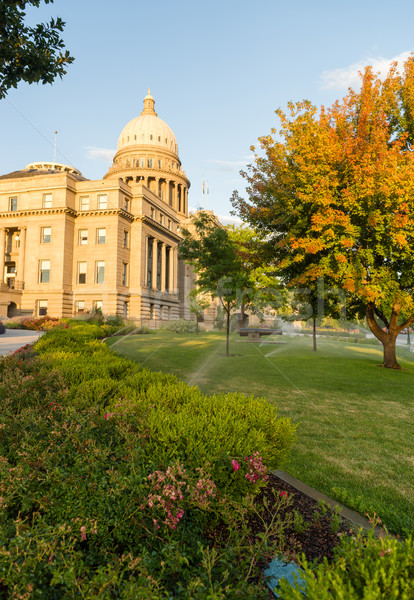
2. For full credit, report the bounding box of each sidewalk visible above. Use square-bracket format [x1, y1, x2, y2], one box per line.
[0, 329, 43, 356]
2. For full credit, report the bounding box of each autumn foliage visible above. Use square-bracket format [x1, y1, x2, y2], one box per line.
[234, 56, 414, 368]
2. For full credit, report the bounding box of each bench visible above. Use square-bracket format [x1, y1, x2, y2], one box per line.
[239, 328, 283, 342]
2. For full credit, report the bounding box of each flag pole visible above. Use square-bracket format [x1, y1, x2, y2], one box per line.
[53, 131, 58, 163]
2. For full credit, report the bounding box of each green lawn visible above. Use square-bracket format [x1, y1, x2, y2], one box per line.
[107, 331, 414, 534]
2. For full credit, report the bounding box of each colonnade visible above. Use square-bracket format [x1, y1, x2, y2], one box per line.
[129, 176, 187, 213]
[146, 237, 177, 293]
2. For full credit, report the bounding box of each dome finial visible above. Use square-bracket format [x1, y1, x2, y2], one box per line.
[141, 89, 157, 116]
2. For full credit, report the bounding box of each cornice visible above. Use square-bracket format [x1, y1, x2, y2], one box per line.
[139, 215, 182, 241]
[0, 207, 134, 222]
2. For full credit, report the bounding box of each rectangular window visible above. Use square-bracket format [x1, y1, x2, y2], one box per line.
[148, 158, 153, 168]
[158, 159, 162, 169]
[123, 230, 129, 248]
[38, 300, 48, 316]
[123, 301, 128, 318]
[78, 262, 87, 284]
[122, 262, 128, 286]
[167, 219, 171, 230]
[125, 198, 130, 212]
[97, 228, 106, 244]
[43, 193, 52, 208]
[94, 300, 103, 311]
[140, 157, 145, 167]
[98, 194, 107, 209]
[150, 207, 155, 219]
[80, 196, 89, 211]
[76, 300, 85, 313]
[9, 197, 18, 211]
[96, 261, 105, 284]
[79, 229, 88, 245]
[159, 214, 163, 225]
[41, 227, 51, 243]
[39, 260, 50, 283]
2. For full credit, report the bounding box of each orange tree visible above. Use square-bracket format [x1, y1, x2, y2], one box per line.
[233, 57, 414, 369]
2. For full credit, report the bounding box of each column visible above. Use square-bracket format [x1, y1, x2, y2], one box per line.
[152, 239, 158, 290]
[18, 227, 26, 285]
[0, 228, 5, 284]
[169, 246, 174, 294]
[172, 182, 176, 210]
[161, 243, 166, 292]
[172, 247, 178, 295]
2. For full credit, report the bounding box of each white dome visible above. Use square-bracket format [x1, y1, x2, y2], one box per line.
[117, 91, 179, 156]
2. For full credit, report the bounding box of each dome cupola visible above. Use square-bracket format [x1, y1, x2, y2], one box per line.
[116, 90, 179, 156]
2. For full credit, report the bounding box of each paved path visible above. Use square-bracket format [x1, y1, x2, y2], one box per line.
[0, 329, 43, 356]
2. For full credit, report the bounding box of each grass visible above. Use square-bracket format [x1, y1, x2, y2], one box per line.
[107, 330, 414, 534]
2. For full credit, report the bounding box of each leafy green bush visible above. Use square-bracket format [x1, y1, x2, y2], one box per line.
[0, 322, 297, 598]
[163, 319, 197, 333]
[277, 528, 414, 599]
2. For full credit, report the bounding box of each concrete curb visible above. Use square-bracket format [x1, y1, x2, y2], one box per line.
[273, 470, 390, 538]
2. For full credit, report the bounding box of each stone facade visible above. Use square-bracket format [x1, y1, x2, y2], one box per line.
[0, 92, 191, 321]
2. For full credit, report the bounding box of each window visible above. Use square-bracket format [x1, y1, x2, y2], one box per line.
[125, 198, 130, 212]
[123, 301, 128, 318]
[123, 231, 129, 248]
[148, 158, 153, 168]
[150, 207, 155, 219]
[167, 219, 171, 230]
[158, 159, 162, 169]
[96, 261, 105, 284]
[97, 228, 106, 244]
[94, 300, 103, 311]
[122, 263, 128, 286]
[9, 197, 17, 211]
[43, 193, 52, 208]
[159, 214, 163, 225]
[79, 229, 88, 245]
[80, 196, 89, 211]
[38, 300, 48, 316]
[150, 134, 153, 141]
[39, 260, 50, 283]
[41, 227, 51, 243]
[98, 194, 107, 209]
[140, 157, 145, 167]
[78, 262, 87, 284]
[76, 300, 85, 313]
[157, 136, 161, 142]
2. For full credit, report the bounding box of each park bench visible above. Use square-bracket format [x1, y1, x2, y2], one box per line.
[239, 328, 283, 342]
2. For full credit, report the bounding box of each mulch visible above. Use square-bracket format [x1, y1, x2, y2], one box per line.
[250, 472, 352, 564]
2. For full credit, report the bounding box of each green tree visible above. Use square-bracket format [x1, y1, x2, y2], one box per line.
[233, 57, 414, 369]
[179, 211, 249, 356]
[0, 1, 74, 99]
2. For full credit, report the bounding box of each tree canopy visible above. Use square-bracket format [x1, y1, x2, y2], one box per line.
[178, 211, 249, 356]
[0, 1, 74, 99]
[233, 56, 414, 369]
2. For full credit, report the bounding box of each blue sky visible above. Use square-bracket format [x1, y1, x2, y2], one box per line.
[1, 0, 414, 223]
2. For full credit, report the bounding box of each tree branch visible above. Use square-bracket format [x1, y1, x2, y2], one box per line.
[366, 303, 388, 343]
[374, 307, 390, 330]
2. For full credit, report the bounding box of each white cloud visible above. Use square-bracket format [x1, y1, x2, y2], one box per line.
[320, 50, 413, 90]
[85, 146, 115, 161]
[217, 214, 243, 226]
[207, 158, 249, 172]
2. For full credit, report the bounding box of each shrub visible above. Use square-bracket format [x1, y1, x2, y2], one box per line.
[277, 527, 414, 599]
[163, 319, 197, 334]
[0, 321, 5, 334]
[0, 322, 297, 598]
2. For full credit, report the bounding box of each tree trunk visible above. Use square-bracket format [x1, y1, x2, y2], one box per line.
[312, 317, 317, 352]
[196, 316, 199, 334]
[382, 336, 400, 369]
[366, 303, 400, 369]
[226, 306, 230, 357]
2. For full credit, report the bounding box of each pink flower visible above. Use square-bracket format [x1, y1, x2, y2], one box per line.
[280, 491, 288, 497]
[232, 460, 240, 471]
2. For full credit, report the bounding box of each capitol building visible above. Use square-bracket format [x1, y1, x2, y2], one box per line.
[0, 91, 195, 321]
